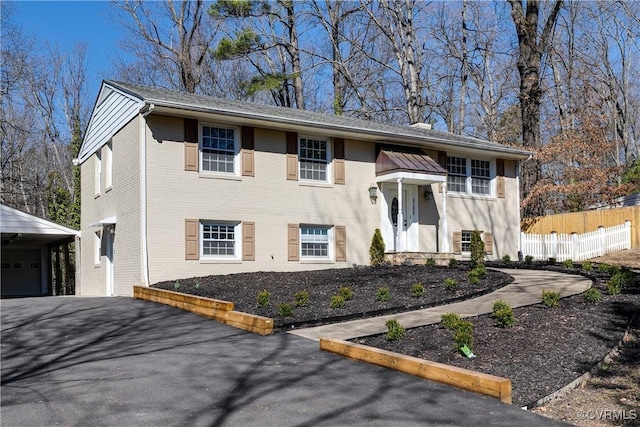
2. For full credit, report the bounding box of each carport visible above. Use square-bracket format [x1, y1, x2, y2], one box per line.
[1, 203, 79, 297]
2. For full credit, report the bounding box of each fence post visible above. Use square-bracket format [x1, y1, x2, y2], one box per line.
[571, 232, 578, 261]
[551, 231, 558, 260]
[598, 226, 605, 257]
[625, 220, 632, 250]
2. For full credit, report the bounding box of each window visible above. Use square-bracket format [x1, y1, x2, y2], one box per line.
[201, 125, 237, 173]
[95, 150, 102, 195]
[201, 222, 239, 258]
[94, 231, 102, 265]
[299, 137, 329, 181]
[446, 156, 493, 196]
[300, 226, 331, 258]
[105, 141, 113, 189]
[461, 230, 473, 253]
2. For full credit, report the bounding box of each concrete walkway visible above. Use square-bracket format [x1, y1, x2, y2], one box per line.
[289, 269, 592, 341]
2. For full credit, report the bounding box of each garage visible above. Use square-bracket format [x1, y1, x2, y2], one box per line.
[1, 203, 78, 297]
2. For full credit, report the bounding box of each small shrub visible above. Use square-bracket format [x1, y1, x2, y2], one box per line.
[330, 295, 345, 309]
[256, 289, 271, 308]
[440, 313, 461, 330]
[562, 259, 574, 269]
[174, 281, 181, 290]
[453, 320, 474, 351]
[610, 269, 635, 289]
[411, 282, 424, 298]
[606, 278, 622, 295]
[425, 257, 436, 267]
[541, 290, 561, 308]
[582, 261, 593, 271]
[294, 290, 310, 307]
[598, 263, 620, 275]
[547, 257, 556, 265]
[444, 278, 458, 291]
[473, 264, 487, 279]
[339, 286, 354, 300]
[448, 258, 458, 268]
[469, 230, 485, 268]
[524, 255, 533, 265]
[502, 254, 511, 264]
[385, 319, 405, 341]
[582, 287, 601, 304]
[376, 287, 391, 302]
[277, 303, 294, 317]
[369, 228, 386, 266]
[467, 270, 480, 285]
[492, 300, 515, 328]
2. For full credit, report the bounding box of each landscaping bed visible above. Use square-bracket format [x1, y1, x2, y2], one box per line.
[152, 264, 512, 331]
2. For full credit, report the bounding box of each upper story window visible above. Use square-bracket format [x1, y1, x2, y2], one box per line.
[446, 156, 493, 196]
[201, 125, 238, 174]
[95, 150, 102, 195]
[299, 137, 329, 182]
[300, 225, 331, 258]
[201, 222, 239, 258]
[105, 141, 113, 189]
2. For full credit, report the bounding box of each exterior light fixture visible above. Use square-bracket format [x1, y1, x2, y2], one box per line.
[369, 184, 378, 200]
[423, 186, 434, 200]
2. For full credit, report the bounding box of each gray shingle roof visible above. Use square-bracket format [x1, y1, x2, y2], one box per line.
[106, 80, 531, 159]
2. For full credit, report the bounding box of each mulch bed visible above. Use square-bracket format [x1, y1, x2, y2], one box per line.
[153, 265, 512, 330]
[152, 263, 639, 409]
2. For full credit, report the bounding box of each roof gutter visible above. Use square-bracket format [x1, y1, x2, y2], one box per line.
[140, 103, 154, 287]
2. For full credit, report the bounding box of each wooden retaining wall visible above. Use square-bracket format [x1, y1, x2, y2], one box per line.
[133, 286, 273, 335]
[320, 338, 512, 404]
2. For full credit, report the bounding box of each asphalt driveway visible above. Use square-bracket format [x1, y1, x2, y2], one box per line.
[1, 297, 567, 426]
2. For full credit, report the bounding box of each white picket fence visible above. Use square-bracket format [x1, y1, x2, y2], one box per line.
[521, 221, 632, 262]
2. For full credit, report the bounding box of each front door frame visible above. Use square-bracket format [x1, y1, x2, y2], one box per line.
[380, 181, 419, 252]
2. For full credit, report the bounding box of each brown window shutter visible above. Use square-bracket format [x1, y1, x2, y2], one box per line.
[242, 222, 255, 261]
[184, 118, 199, 171]
[335, 225, 346, 262]
[484, 232, 494, 255]
[438, 151, 447, 192]
[241, 126, 255, 177]
[496, 159, 505, 198]
[286, 131, 298, 181]
[185, 219, 199, 260]
[333, 138, 345, 185]
[287, 223, 299, 261]
[452, 231, 462, 255]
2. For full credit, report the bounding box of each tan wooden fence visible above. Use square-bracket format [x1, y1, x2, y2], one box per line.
[521, 206, 640, 249]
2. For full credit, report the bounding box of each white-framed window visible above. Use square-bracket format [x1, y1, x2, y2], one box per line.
[300, 225, 332, 259]
[201, 125, 239, 174]
[201, 221, 240, 258]
[105, 141, 113, 189]
[95, 150, 102, 195]
[299, 137, 330, 182]
[94, 231, 102, 265]
[446, 156, 493, 196]
[461, 230, 473, 253]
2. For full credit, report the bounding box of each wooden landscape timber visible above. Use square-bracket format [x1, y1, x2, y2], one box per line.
[133, 286, 273, 335]
[320, 338, 512, 404]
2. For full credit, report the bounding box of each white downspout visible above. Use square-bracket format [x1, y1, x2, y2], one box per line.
[397, 178, 404, 252]
[140, 104, 154, 287]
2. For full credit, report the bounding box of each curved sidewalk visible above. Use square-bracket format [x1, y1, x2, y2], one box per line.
[289, 268, 592, 341]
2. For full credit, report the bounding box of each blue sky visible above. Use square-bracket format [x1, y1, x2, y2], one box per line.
[12, 1, 125, 96]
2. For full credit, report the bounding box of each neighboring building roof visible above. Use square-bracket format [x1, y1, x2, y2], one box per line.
[79, 80, 533, 164]
[1, 203, 78, 245]
[376, 150, 447, 176]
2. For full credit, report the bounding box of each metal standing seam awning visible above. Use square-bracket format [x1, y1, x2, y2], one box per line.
[374, 150, 447, 184]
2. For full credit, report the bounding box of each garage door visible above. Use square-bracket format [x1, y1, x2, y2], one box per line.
[1, 248, 42, 297]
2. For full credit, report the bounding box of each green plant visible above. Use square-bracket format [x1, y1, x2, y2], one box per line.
[562, 259, 574, 269]
[174, 281, 181, 290]
[369, 228, 386, 266]
[440, 313, 461, 330]
[582, 287, 601, 304]
[277, 303, 294, 317]
[606, 278, 622, 295]
[524, 255, 533, 265]
[376, 287, 390, 302]
[444, 278, 457, 291]
[330, 295, 345, 309]
[547, 257, 556, 265]
[541, 290, 561, 308]
[610, 269, 635, 289]
[467, 270, 480, 285]
[385, 319, 405, 341]
[294, 290, 310, 307]
[339, 286, 354, 300]
[256, 289, 271, 308]
[425, 257, 436, 267]
[582, 261, 593, 271]
[194, 281, 200, 291]
[469, 230, 485, 268]
[453, 320, 474, 351]
[598, 263, 620, 275]
[492, 300, 515, 328]
[411, 282, 424, 298]
[473, 264, 487, 279]
[448, 258, 458, 268]
[502, 254, 511, 264]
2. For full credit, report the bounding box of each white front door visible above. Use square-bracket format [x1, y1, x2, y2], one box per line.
[380, 183, 419, 252]
[104, 226, 115, 296]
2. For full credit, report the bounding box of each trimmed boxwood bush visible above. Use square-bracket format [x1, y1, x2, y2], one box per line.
[453, 320, 474, 351]
[330, 295, 345, 309]
[411, 282, 424, 298]
[385, 319, 405, 341]
[256, 289, 270, 308]
[492, 300, 515, 328]
[441, 313, 461, 330]
[444, 278, 458, 291]
[376, 287, 390, 302]
[541, 289, 561, 308]
[582, 287, 601, 304]
[294, 290, 310, 307]
[277, 303, 294, 317]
